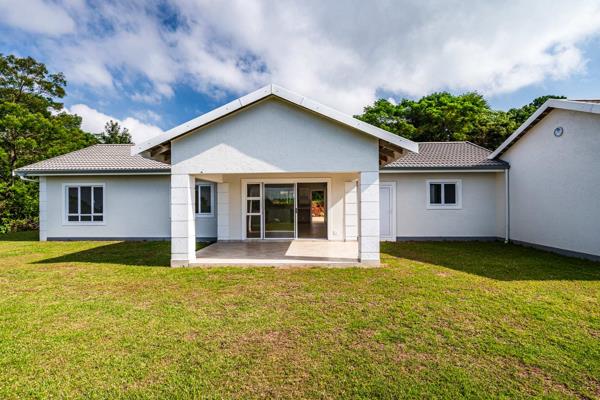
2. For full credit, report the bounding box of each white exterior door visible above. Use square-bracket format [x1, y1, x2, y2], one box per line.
[379, 182, 396, 241]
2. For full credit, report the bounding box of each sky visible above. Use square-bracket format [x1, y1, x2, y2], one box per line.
[2, 0, 600, 144]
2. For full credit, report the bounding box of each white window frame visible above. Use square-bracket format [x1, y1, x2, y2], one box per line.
[426, 179, 462, 210]
[62, 183, 106, 225]
[195, 183, 215, 218]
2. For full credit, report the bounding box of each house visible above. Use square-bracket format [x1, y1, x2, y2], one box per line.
[14, 85, 600, 265]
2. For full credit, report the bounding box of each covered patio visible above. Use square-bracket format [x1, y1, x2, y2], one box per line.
[193, 240, 359, 266]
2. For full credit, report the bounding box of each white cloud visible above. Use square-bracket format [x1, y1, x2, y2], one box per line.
[68, 104, 165, 144]
[7, 0, 600, 114]
[0, 0, 75, 35]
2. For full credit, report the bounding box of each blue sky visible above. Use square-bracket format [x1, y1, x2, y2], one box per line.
[2, 0, 600, 143]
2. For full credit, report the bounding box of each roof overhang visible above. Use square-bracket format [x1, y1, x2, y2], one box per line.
[13, 169, 171, 177]
[381, 165, 508, 172]
[133, 84, 418, 165]
[489, 99, 600, 159]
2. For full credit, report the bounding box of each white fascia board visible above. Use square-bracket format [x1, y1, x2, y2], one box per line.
[133, 84, 418, 155]
[489, 99, 600, 159]
[380, 169, 505, 173]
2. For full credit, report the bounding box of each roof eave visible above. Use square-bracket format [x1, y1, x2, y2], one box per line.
[381, 164, 508, 171]
[14, 168, 171, 176]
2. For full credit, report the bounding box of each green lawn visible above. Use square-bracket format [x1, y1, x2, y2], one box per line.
[1, 232, 599, 399]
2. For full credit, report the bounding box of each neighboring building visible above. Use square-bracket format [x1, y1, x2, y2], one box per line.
[14, 86, 600, 264]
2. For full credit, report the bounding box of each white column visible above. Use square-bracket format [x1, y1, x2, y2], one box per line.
[359, 171, 380, 264]
[217, 183, 230, 240]
[170, 174, 196, 267]
[39, 177, 47, 241]
[344, 181, 358, 241]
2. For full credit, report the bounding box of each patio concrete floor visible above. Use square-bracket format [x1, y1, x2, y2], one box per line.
[193, 240, 359, 266]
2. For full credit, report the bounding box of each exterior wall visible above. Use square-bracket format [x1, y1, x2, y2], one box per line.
[207, 172, 358, 241]
[45, 175, 170, 239]
[500, 108, 600, 257]
[382, 172, 503, 239]
[171, 98, 379, 175]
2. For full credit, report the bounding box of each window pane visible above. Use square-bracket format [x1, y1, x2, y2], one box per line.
[80, 215, 92, 221]
[68, 215, 78, 222]
[430, 184, 442, 204]
[200, 186, 211, 213]
[247, 184, 260, 198]
[247, 199, 260, 213]
[80, 187, 91, 214]
[68, 187, 78, 213]
[194, 185, 199, 214]
[246, 215, 261, 238]
[93, 187, 103, 213]
[93, 215, 103, 221]
[444, 184, 456, 204]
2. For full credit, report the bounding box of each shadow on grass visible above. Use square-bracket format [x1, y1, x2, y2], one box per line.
[0, 231, 39, 241]
[34, 240, 212, 267]
[381, 241, 600, 281]
[35, 241, 171, 267]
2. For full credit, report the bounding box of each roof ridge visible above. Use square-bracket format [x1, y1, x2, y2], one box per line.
[92, 143, 134, 146]
[418, 141, 468, 144]
[463, 141, 492, 152]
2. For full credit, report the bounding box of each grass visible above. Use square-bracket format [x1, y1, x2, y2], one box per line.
[0, 232, 599, 399]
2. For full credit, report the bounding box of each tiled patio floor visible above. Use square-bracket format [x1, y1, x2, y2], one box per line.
[193, 240, 359, 266]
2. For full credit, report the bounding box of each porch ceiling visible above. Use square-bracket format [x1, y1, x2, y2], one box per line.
[193, 240, 359, 266]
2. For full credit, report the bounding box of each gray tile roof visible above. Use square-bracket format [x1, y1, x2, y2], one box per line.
[383, 142, 508, 170]
[15, 144, 171, 175]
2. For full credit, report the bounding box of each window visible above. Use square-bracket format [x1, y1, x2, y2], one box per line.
[65, 185, 104, 223]
[427, 180, 461, 209]
[195, 183, 214, 216]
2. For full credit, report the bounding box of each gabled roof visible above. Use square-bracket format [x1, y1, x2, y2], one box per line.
[383, 142, 508, 170]
[14, 144, 170, 176]
[489, 99, 600, 158]
[132, 84, 418, 159]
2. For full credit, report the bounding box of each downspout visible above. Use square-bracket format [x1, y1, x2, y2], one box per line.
[504, 168, 510, 243]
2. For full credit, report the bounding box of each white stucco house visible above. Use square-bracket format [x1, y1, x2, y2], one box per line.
[14, 86, 600, 265]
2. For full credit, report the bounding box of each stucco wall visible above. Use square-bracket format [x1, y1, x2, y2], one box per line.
[382, 172, 503, 238]
[171, 98, 379, 174]
[45, 175, 217, 239]
[45, 175, 171, 239]
[500, 108, 600, 257]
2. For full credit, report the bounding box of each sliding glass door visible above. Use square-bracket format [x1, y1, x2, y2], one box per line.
[263, 184, 295, 239]
[243, 181, 327, 240]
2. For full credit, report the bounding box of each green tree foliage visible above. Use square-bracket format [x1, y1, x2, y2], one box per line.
[98, 120, 132, 144]
[356, 92, 565, 149]
[507, 95, 566, 126]
[0, 54, 97, 233]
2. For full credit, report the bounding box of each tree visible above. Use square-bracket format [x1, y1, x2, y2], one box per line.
[0, 54, 97, 233]
[98, 120, 132, 144]
[507, 95, 566, 126]
[356, 91, 498, 144]
[356, 92, 565, 150]
[0, 54, 67, 115]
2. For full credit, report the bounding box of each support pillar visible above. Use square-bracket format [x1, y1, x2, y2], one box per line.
[217, 183, 230, 240]
[344, 180, 358, 241]
[170, 174, 196, 267]
[39, 177, 47, 241]
[359, 171, 380, 264]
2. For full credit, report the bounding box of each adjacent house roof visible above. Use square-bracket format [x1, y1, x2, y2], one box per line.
[382, 142, 508, 171]
[132, 84, 419, 164]
[14, 144, 170, 176]
[489, 99, 600, 158]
